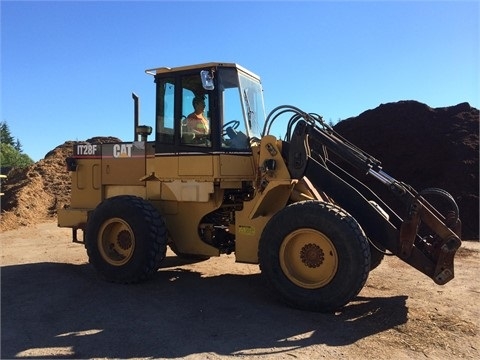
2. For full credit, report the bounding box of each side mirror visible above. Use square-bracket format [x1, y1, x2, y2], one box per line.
[200, 70, 214, 90]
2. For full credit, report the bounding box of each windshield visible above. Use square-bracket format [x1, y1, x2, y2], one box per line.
[238, 73, 265, 139]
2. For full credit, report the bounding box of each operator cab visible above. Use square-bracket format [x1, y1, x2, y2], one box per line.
[146, 62, 265, 154]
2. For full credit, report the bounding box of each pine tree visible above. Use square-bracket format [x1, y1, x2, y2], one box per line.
[0, 121, 15, 146]
[0, 121, 33, 169]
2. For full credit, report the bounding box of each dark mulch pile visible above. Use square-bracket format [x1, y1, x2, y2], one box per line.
[333, 100, 478, 239]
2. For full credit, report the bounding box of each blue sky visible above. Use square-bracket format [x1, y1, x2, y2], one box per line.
[1, 0, 479, 162]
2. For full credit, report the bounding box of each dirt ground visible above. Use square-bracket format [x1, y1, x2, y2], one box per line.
[1, 221, 479, 360]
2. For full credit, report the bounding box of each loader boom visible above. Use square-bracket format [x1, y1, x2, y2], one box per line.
[269, 106, 462, 284]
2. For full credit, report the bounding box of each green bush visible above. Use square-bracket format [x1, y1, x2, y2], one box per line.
[1, 143, 34, 168]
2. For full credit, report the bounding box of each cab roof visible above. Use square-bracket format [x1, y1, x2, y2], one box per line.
[145, 62, 261, 81]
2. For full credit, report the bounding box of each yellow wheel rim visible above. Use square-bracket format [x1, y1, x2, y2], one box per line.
[97, 218, 135, 266]
[279, 229, 338, 289]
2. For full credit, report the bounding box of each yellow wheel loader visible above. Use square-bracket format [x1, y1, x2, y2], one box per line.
[58, 62, 462, 312]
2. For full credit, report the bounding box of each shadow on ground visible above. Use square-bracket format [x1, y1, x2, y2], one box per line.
[1, 258, 407, 359]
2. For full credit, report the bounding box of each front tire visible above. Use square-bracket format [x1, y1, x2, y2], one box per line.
[85, 195, 167, 283]
[258, 201, 370, 312]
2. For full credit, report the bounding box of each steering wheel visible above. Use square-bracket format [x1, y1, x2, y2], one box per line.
[222, 120, 240, 137]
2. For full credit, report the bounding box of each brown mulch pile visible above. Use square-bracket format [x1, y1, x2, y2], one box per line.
[1, 101, 478, 239]
[0, 137, 120, 232]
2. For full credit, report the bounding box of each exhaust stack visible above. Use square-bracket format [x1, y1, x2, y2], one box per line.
[132, 92, 139, 141]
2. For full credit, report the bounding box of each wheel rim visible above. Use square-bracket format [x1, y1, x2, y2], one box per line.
[279, 229, 338, 289]
[97, 218, 135, 266]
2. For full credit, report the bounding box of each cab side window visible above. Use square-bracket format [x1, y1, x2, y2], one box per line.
[156, 78, 175, 144]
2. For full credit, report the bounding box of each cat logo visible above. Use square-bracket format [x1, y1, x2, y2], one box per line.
[113, 144, 133, 158]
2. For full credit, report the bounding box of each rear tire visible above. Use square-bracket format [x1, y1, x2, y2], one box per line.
[85, 195, 167, 283]
[258, 200, 370, 312]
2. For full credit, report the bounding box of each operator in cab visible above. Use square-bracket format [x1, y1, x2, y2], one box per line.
[186, 96, 210, 135]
